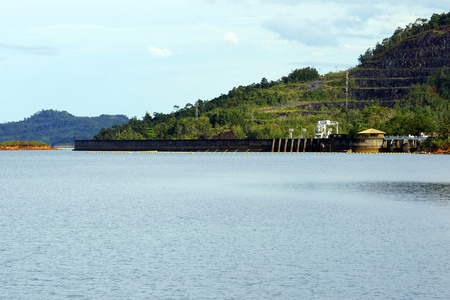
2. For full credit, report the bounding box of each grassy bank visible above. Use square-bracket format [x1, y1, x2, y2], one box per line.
[0, 140, 58, 150]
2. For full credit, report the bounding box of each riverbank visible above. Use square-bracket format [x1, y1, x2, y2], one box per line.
[0, 145, 59, 150]
[433, 147, 450, 154]
[0, 141, 58, 150]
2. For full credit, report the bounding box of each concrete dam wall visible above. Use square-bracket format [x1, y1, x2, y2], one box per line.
[74, 138, 336, 152]
[74, 136, 422, 153]
[75, 139, 275, 152]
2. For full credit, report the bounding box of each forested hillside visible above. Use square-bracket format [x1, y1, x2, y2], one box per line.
[0, 110, 129, 145]
[93, 12, 450, 150]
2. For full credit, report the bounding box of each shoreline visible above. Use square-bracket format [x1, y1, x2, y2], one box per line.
[0, 145, 59, 151]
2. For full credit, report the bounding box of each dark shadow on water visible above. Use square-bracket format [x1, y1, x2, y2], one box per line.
[278, 181, 450, 206]
[360, 181, 450, 205]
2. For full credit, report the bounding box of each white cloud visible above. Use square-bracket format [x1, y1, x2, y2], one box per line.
[0, 43, 59, 56]
[224, 32, 239, 44]
[264, 14, 338, 47]
[148, 46, 171, 57]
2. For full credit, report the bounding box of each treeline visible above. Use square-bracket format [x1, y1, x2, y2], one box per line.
[0, 140, 48, 147]
[94, 64, 450, 153]
[0, 110, 129, 145]
[358, 12, 450, 64]
[94, 65, 450, 144]
[95, 67, 321, 140]
[92, 15, 450, 152]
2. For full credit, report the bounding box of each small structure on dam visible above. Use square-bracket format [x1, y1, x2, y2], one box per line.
[314, 120, 339, 139]
[350, 128, 387, 153]
[357, 128, 386, 138]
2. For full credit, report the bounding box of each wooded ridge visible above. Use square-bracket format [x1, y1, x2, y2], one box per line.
[94, 13, 450, 150]
[0, 110, 129, 146]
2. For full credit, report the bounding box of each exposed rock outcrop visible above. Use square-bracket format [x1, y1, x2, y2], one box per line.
[350, 25, 450, 100]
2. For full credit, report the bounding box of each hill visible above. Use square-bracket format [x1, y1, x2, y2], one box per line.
[93, 12, 450, 149]
[0, 110, 129, 146]
[351, 20, 450, 100]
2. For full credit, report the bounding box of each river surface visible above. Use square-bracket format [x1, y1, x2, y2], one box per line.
[1, 151, 449, 299]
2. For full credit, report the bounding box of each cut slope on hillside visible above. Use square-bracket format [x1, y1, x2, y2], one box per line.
[350, 24, 450, 100]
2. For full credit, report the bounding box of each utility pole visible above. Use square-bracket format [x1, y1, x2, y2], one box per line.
[346, 71, 349, 124]
[195, 101, 199, 120]
[345, 71, 348, 110]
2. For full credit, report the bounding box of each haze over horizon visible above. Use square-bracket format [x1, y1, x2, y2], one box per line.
[1, 0, 447, 123]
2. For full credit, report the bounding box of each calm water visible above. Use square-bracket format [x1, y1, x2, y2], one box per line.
[1, 151, 449, 299]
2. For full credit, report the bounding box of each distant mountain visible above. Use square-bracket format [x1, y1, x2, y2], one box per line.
[0, 110, 129, 145]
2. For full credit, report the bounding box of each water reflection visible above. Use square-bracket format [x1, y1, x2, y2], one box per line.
[360, 181, 450, 205]
[278, 180, 450, 206]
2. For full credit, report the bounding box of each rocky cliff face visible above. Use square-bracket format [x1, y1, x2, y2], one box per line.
[349, 25, 450, 100]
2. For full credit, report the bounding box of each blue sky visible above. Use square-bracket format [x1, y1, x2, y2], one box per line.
[0, 0, 447, 122]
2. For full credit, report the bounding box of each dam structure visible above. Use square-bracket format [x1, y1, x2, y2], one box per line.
[74, 135, 423, 153]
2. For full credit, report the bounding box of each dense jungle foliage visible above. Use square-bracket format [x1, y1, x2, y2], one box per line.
[0, 110, 129, 145]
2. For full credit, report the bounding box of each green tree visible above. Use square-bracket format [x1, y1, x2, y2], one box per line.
[428, 66, 450, 99]
[260, 77, 269, 88]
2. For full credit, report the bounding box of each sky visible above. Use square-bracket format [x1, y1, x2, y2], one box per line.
[0, 0, 448, 123]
